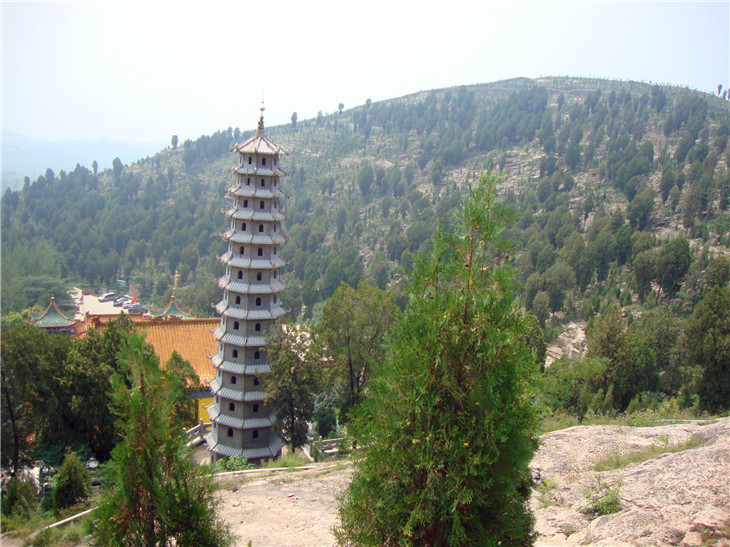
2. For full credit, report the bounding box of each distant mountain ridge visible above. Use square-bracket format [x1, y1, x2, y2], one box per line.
[1, 131, 166, 190]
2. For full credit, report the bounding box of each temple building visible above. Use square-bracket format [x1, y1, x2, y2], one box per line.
[29, 296, 79, 335]
[206, 108, 288, 463]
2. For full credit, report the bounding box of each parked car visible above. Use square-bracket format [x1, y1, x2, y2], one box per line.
[123, 299, 138, 309]
[113, 296, 132, 307]
[98, 292, 116, 302]
[127, 305, 148, 314]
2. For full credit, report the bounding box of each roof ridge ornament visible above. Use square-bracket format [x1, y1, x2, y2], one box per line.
[256, 101, 265, 136]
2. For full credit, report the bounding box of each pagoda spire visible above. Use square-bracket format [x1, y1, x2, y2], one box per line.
[256, 101, 265, 136]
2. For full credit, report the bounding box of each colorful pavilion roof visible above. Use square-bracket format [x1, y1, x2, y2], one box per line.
[29, 296, 78, 329]
[148, 294, 193, 319]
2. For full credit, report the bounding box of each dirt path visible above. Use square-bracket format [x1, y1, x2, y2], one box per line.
[215, 464, 353, 547]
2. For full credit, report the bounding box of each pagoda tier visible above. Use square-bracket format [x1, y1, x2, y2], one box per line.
[207, 108, 289, 464]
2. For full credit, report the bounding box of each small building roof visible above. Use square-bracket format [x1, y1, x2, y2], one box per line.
[148, 294, 193, 319]
[29, 296, 78, 329]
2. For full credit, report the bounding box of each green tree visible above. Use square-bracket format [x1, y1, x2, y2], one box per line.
[632, 305, 679, 393]
[51, 451, 91, 511]
[632, 249, 657, 304]
[522, 311, 547, 372]
[263, 321, 321, 450]
[262, 321, 322, 449]
[532, 290, 550, 326]
[685, 286, 730, 412]
[655, 237, 691, 301]
[291, 111, 297, 127]
[164, 351, 201, 427]
[587, 304, 657, 410]
[627, 187, 655, 230]
[1, 323, 71, 474]
[337, 173, 538, 546]
[357, 163, 374, 196]
[543, 261, 575, 312]
[94, 333, 233, 546]
[112, 157, 124, 178]
[319, 282, 400, 420]
[171, 135, 178, 149]
[542, 357, 609, 420]
[702, 256, 730, 291]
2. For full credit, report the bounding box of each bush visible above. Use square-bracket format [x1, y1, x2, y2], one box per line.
[1, 474, 37, 517]
[51, 451, 91, 511]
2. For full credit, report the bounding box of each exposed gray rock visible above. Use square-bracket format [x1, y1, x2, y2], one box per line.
[532, 418, 730, 546]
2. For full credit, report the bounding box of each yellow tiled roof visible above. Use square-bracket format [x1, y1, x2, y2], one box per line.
[138, 318, 219, 385]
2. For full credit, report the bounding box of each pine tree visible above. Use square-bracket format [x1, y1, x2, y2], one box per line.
[93, 333, 233, 546]
[336, 173, 539, 546]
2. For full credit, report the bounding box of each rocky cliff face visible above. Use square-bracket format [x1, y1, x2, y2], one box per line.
[532, 417, 730, 546]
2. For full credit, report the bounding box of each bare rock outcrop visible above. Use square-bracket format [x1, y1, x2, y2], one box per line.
[532, 417, 730, 546]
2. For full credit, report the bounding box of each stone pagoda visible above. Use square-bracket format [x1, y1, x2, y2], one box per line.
[206, 107, 287, 463]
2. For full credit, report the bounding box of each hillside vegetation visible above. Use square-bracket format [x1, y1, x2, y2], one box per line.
[3, 76, 729, 323]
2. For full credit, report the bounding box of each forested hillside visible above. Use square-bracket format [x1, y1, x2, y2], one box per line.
[2, 77, 729, 326]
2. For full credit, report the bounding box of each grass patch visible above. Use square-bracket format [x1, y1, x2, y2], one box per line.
[591, 436, 706, 472]
[262, 452, 311, 469]
[583, 480, 622, 517]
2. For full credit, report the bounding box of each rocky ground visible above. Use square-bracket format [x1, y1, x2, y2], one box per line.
[215, 417, 730, 546]
[3, 419, 726, 546]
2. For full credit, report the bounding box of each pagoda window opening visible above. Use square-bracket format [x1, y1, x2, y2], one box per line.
[253, 376, 260, 386]
[273, 295, 278, 303]
[235, 295, 241, 304]
[273, 225, 277, 232]
[233, 321, 240, 330]
[257, 247, 263, 257]
[254, 350, 260, 360]
[273, 271, 278, 279]
[255, 297, 262, 306]
[244, 199, 248, 208]
[256, 272, 262, 281]
[252, 430, 259, 439]
[261, 179, 265, 187]
[238, 271, 243, 279]
[248, 157, 252, 165]
[229, 402, 235, 411]
[247, 177, 251, 185]
[274, 158, 277, 166]
[239, 246, 244, 255]
[253, 404, 259, 413]
[242, 222, 247, 231]
[259, 200, 265, 209]
[258, 224, 264, 233]
[262, 158, 266, 166]
[227, 428, 233, 437]
[232, 349, 238, 358]
[255, 323, 261, 332]
[231, 375, 237, 385]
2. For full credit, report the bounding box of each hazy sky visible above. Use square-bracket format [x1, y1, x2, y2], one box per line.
[2, 0, 728, 144]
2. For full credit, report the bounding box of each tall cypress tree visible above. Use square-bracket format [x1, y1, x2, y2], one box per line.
[337, 173, 539, 546]
[94, 333, 233, 546]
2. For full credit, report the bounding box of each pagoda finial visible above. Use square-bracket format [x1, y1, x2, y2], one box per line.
[257, 101, 265, 135]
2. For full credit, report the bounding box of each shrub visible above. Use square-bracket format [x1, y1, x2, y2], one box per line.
[51, 451, 91, 511]
[1, 474, 37, 517]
